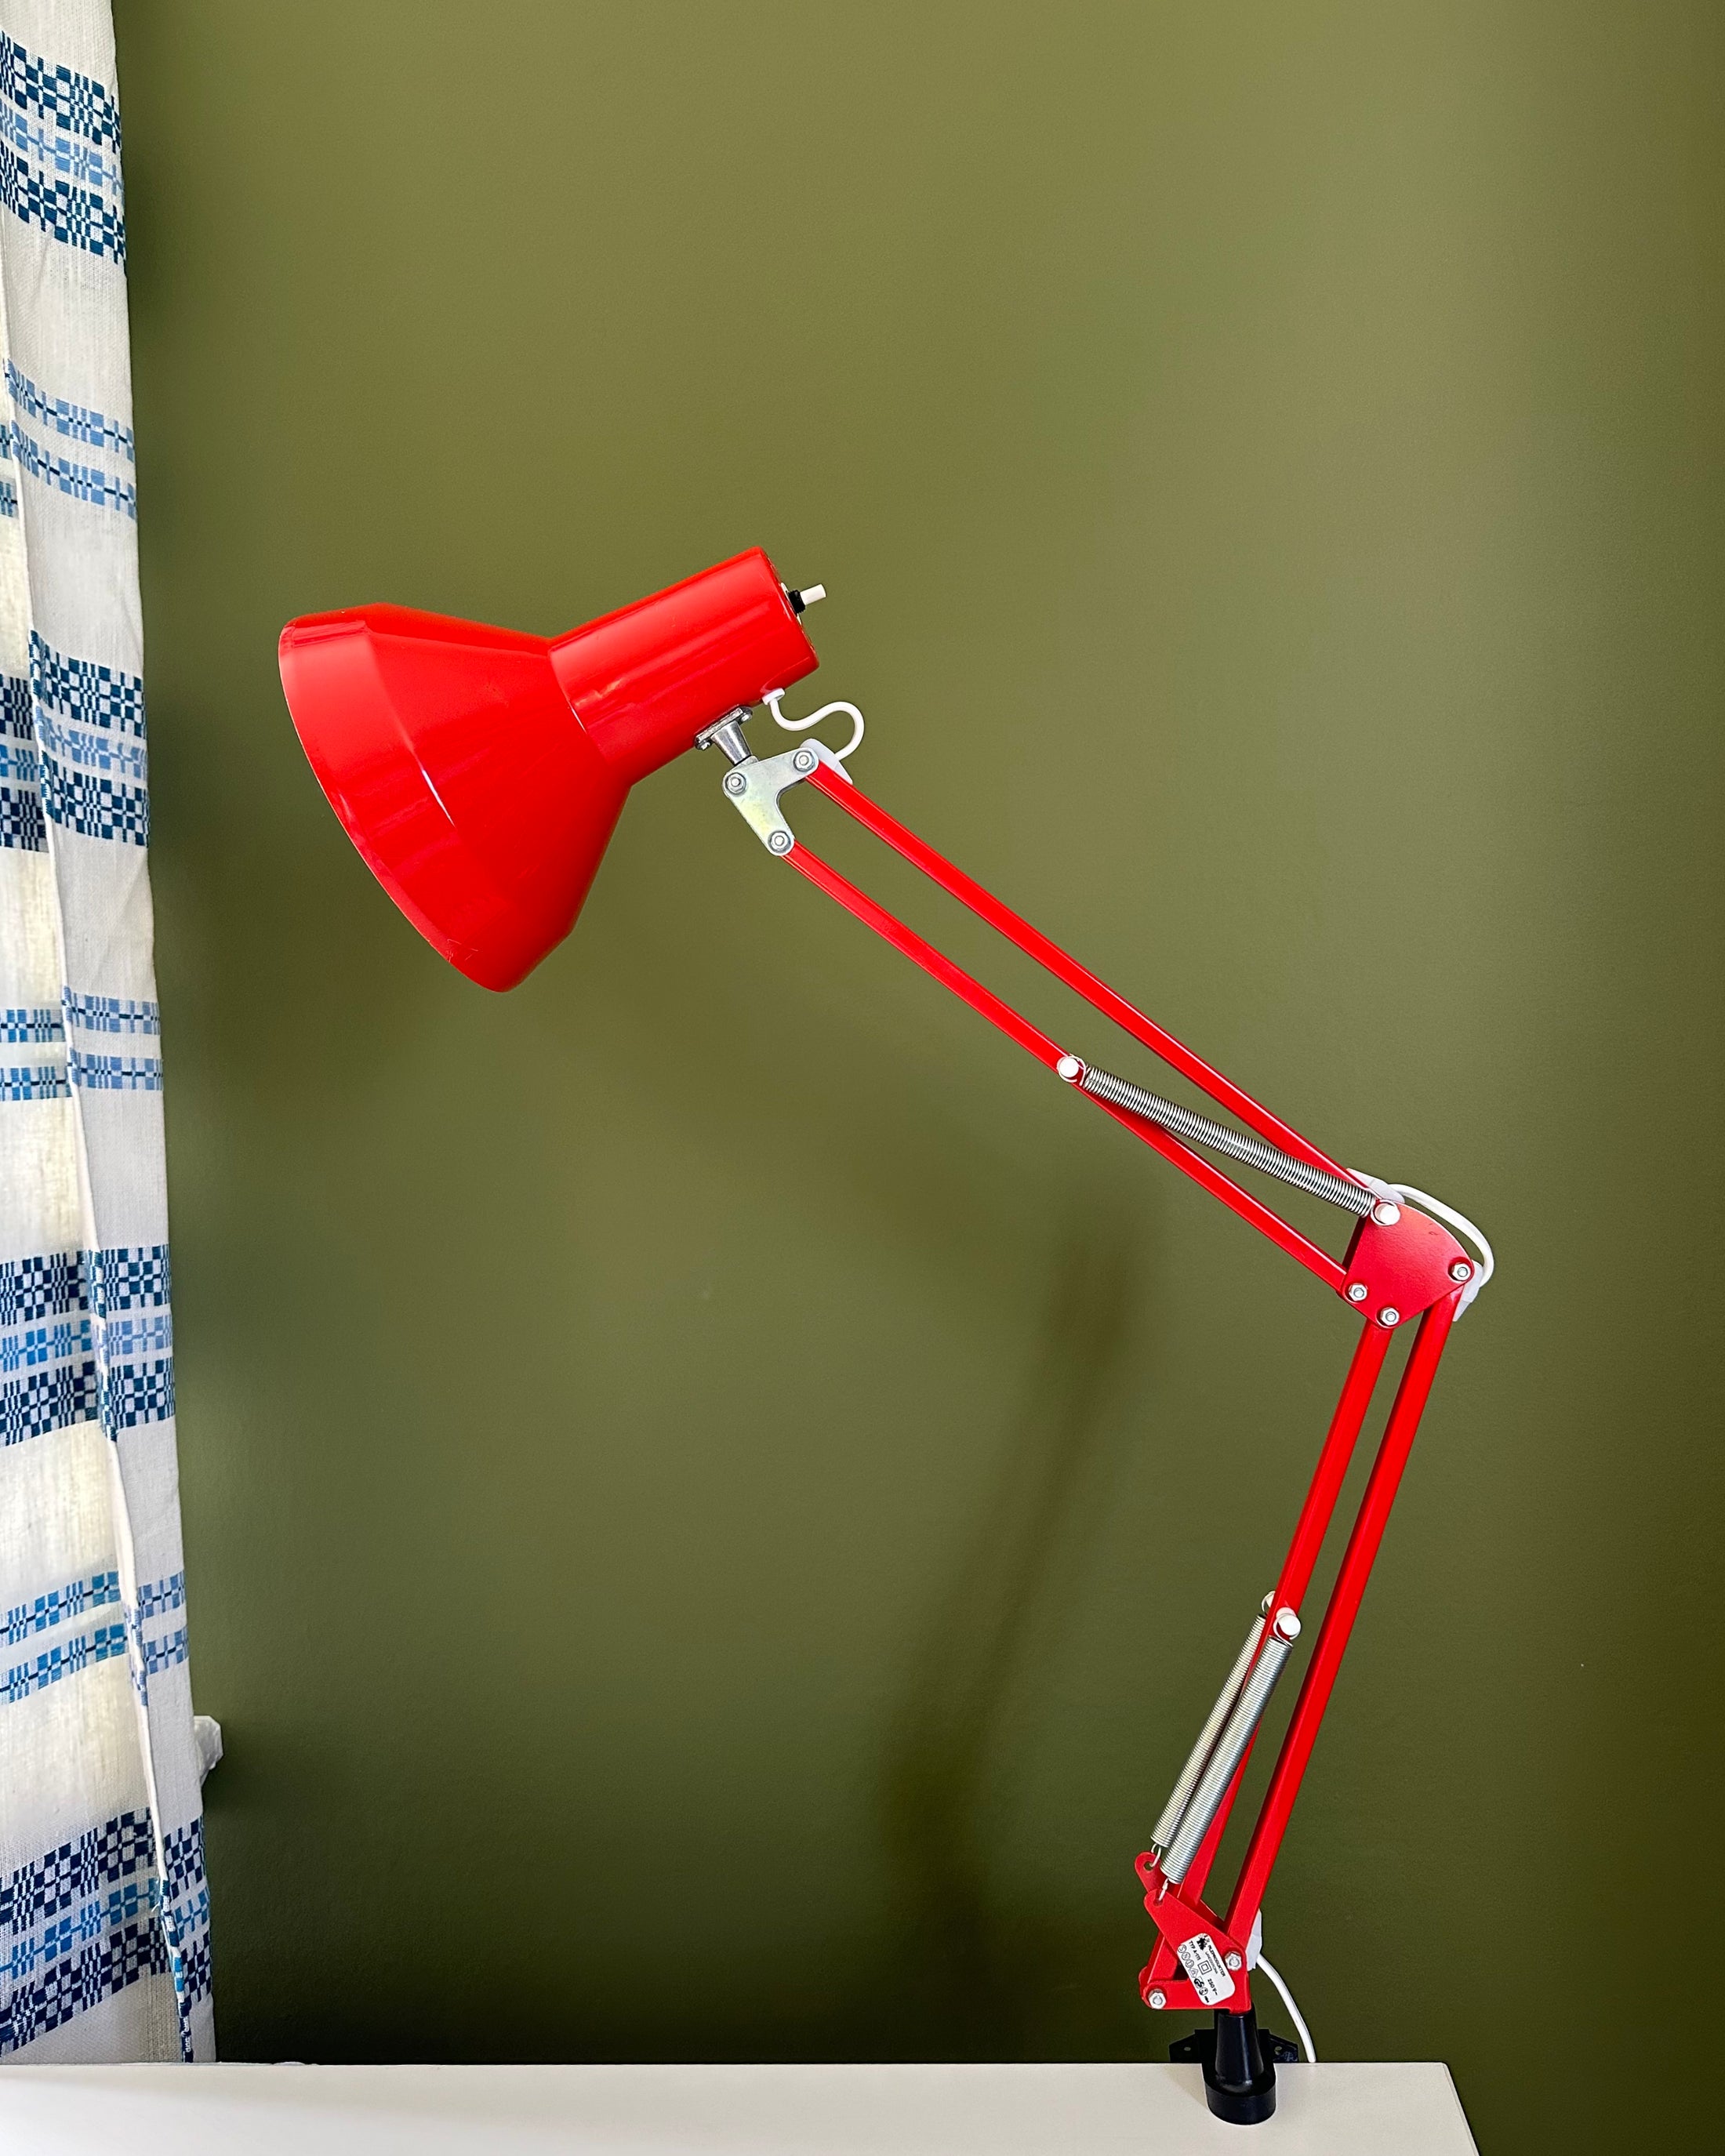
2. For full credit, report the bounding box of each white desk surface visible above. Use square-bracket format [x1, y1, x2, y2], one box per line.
[0, 2060, 1477, 2153]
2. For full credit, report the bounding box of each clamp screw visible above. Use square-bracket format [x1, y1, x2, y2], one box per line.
[1346, 1281, 1368, 1303]
[1147, 1989, 1166, 2011]
[1378, 1305, 1400, 1327]
[724, 771, 747, 795]
[1372, 1200, 1400, 1226]
[1449, 1260, 1472, 1282]
[1224, 1952, 1243, 1973]
[1273, 1606, 1301, 1642]
[1055, 1054, 1083, 1083]
[793, 748, 816, 773]
[768, 829, 794, 855]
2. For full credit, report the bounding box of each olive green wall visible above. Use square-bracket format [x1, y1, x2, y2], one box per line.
[111, 4, 1721, 2148]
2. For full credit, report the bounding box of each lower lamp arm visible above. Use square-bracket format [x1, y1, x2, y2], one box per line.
[704, 705, 1489, 2026]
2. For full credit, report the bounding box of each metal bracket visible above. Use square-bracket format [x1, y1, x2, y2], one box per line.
[696, 707, 821, 856]
[720, 744, 821, 855]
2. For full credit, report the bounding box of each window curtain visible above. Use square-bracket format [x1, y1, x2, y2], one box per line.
[0, 2, 212, 2062]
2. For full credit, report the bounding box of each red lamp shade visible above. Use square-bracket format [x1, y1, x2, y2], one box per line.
[278, 548, 819, 989]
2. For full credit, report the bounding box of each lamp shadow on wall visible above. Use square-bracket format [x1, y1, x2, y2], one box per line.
[875, 1203, 1141, 2054]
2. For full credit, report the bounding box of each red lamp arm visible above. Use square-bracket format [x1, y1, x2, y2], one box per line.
[766, 757, 1479, 2021]
[786, 815, 1348, 1291]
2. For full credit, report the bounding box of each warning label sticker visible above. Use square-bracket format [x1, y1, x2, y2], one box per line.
[1175, 1932, 1234, 2007]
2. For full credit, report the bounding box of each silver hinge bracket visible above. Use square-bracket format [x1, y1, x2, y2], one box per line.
[696, 707, 820, 856]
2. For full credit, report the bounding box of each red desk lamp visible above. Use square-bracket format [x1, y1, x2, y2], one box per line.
[281, 547, 1491, 2126]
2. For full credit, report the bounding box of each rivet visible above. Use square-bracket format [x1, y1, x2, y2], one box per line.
[794, 748, 816, 772]
[1055, 1054, 1083, 1083]
[1372, 1200, 1400, 1226]
[1273, 1607, 1301, 1642]
[768, 829, 793, 855]
[724, 771, 746, 795]
[1450, 1260, 1472, 1282]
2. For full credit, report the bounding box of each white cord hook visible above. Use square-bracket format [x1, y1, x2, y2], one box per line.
[763, 688, 864, 782]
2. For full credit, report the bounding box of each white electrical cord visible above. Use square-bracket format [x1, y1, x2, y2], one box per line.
[1389, 1184, 1494, 1316]
[1255, 1953, 1316, 2063]
[764, 686, 865, 779]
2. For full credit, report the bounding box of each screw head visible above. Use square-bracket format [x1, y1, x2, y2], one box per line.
[1372, 1200, 1400, 1226]
[1224, 1952, 1242, 1973]
[1346, 1281, 1369, 1303]
[1146, 1989, 1166, 2011]
[724, 771, 746, 795]
[793, 747, 816, 772]
[767, 829, 794, 855]
[1450, 1260, 1472, 1282]
[1377, 1305, 1400, 1327]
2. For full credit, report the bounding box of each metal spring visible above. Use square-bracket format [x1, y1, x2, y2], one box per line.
[1151, 1615, 1265, 1853]
[1161, 1630, 1295, 1885]
[1077, 1063, 1374, 1217]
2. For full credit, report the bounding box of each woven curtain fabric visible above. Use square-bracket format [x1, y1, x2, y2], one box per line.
[0, 2, 212, 2063]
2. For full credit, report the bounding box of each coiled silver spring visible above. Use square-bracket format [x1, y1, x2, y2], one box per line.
[1077, 1062, 1374, 1217]
[1150, 1613, 1266, 1853]
[1160, 1624, 1297, 1884]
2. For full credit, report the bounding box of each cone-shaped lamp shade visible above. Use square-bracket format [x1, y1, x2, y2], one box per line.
[279, 548, 819, 989]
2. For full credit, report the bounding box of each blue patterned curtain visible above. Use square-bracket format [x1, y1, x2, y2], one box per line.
[0, 2, 212, 2063]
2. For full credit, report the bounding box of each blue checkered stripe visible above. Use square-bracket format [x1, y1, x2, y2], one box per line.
[63, 993, 158, 1035]
[69, 1047, 162, 1092]
[32, 632, 149, 846]
[0, 348, 138, 516]
[0, 1810, 172, 2055]
[0, 1244, 173, 1448]
[31, 635, 144, 735]
[4, 1569, 120, 1646]
[59, 989, 164, 1094]
[160, 1816, 212, 2027]
[0, 635, 150, 855]
[129, 1570, 188, 1699]
[0, 1312, 92, 1374]
[0, 1064, 67, 1099]
[2, 1004, 61, 1040]
[0, 1360, 95, 1440]
[0, 33, 121, 150]
[0, 127, 123, 262]
[90, 1246, 176, 1436]
[0, 1250, 94, 1446]
[87, 1244, 171, 1316]
[0, 417, 135, 518]
[2, 1617, 126, 1704]
[0, 996, 162, 1095]
[0, 1583, 209, 2043]
[0, 999, 67, 1094]
[5, 361, 133, 459]
[0, 103, 121, 207]
[0, 1596, 211, 2045]
[0, 1250, 84, 1323]
[0, 669, 41, 848]
[0, 31, 123, 267]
